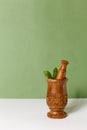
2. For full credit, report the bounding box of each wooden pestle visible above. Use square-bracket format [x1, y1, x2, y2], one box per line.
[56, 60, 69, 80]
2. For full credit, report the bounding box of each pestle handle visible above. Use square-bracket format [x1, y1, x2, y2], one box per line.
[56, 60, 69, 80]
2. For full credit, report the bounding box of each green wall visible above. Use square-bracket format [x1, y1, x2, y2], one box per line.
[0, 0, 87, 98]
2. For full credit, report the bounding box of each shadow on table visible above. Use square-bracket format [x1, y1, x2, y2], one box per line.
[65, 99, 87, 114]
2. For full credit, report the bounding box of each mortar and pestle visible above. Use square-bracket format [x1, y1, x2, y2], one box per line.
[44, 60, 69, 119]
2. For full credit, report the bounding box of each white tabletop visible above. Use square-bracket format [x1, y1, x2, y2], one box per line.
[0, 99, 87, 130]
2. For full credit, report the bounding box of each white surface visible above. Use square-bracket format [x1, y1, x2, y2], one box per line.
[0, 99, 87, 130]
